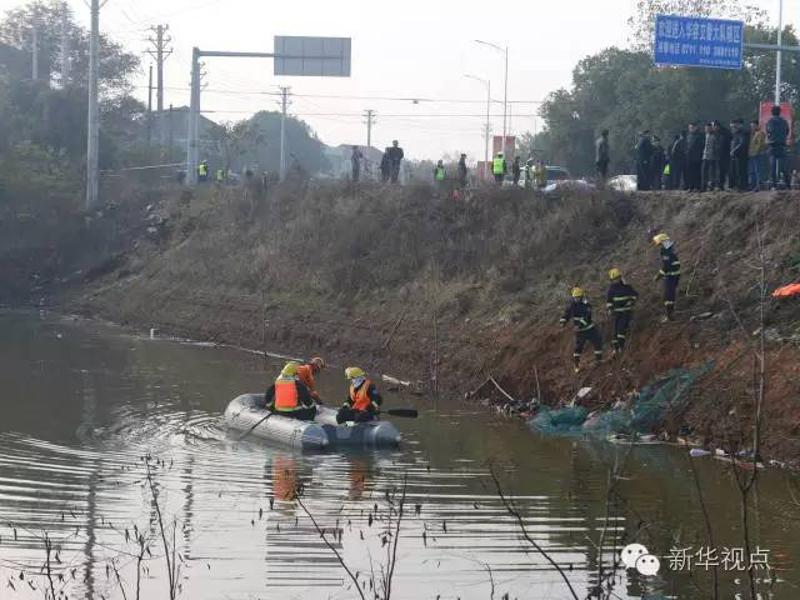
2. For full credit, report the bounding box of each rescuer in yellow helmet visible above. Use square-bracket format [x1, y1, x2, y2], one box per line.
[559, 287, 603, 373]
[337, 367, 383, 424]
[263, 361, 317, 420]
[606, 268, 639, 355]
[652, 233, 682, 322]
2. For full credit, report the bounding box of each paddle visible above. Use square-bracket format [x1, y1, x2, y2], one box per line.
[236, 411, 273, 441]
[384, 408, 418, 418]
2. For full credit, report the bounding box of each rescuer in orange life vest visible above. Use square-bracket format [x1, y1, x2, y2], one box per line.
[295, 357, 326, 403]
[336, 367, 383, 424]
[263, 361, 317, 421]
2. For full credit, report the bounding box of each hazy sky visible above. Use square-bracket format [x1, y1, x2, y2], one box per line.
[1, 0, 796, 161]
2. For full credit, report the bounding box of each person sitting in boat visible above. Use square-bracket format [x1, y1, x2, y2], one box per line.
[296, 357, 325, 404]
[337, 367, 383, 424]
[263, 361, 317, 421]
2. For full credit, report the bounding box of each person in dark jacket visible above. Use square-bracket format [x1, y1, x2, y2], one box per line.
[729, 118, 750, 191]
[351, 146, 363, 183]
[713, 120, 732, 189]
[511, 156, 522, 186]
[684, 122, 704, 191]
[386, 140, 404, 184]
[595, 129, 610, 183]
[457, 153, 468, 188]
[668, 132, 686, 190]
[636, 131, 653, 191]
[701, 123, 719, 192]
[606, 268, 639, 355]
[560, 287, 603, 372]
[650, 136, 666, 190]
[380, 149, 391, 183]
[766, 104, 791, 189]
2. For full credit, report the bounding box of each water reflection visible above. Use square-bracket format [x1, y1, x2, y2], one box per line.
[0, 311, 797, 599]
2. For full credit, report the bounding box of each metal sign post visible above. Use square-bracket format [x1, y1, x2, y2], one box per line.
[185, 36, 352, 186]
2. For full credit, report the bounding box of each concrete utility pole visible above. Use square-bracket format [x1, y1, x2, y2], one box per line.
[363, 109, 376, 148]
[85, 0, 102, 211]
[776, 0, 783, 104]
[147, 25, 172, 146]
[187, 46, 201, 185]
[279, 86, 291, 180]
[464, 74, 491, 178]
[60, 5, 70, 85]
[147, 64, 153, 147]
[31, 22, 39, 80]
[475, 40, 509, 152]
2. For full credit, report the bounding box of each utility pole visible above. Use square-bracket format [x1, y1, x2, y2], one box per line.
[776, 0, 783, 103]
[147, 64, 153, 148]
[279, 86, 291, 180]
[31, 22, 39, 80]
[60, 5, 70, 85]
[187, 46, 201, 185]
[502, 45, 508, 149]
[168, 104, 174, 161]
[85, 0, 102, 211]
[147, 25, 172, 146]
[363, 109, 376, 148]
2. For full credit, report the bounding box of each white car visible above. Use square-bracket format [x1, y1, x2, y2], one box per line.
[608, 174, 637, 192]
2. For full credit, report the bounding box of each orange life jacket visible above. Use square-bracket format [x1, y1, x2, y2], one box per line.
[274, 377, 299, 411]
[296, 364, 317, 396]
[349, 379, 374, 412]
[773, 283, 800, 298]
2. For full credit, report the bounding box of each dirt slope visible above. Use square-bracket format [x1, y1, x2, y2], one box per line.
[60, 181, 800, 461]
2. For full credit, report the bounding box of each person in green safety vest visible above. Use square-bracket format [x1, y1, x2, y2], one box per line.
[492, 152, 506, 185]
[434, 160, 446, 185]
[197, 160, 209, 182]
[215, 168, 225, 184]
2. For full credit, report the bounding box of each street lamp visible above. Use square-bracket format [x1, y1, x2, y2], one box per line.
[474, 39, 508, 151]
[463, 73, 491, 175]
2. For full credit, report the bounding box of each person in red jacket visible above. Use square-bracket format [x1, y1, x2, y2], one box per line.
[296, 357, 325, 403]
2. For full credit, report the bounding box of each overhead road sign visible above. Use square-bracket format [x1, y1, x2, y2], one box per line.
[274, 36, 351, 77]
[654, 15, 744, 70]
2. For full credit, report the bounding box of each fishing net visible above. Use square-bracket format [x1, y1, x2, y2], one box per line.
[529, 364, 713, 438]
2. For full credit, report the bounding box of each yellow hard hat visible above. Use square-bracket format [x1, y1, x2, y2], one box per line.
[344, 366, 366, 380]
[280, 361, 300, 377]
[652, 233, 670, 245]
[608, 268, 622, 281]
[571, 287, 585, 298]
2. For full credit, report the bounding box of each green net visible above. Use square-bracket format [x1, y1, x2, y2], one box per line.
[529, 364, 712, 437]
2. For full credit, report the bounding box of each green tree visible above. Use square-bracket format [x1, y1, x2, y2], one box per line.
[0, 0, 139, 93]
[226, 111, 330, 174]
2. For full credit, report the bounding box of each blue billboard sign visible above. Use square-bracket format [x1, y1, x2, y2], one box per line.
[654, 14, 744, 70]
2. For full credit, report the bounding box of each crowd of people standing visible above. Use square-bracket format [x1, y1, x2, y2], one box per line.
[628, 104, 792, 192]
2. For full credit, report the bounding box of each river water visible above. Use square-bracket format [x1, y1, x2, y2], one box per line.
[0, 310, 798, 600]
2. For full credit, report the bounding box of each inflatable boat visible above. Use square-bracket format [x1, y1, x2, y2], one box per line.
[224, 394, 402, 450]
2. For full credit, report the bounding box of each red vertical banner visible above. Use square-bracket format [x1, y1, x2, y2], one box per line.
[492, 135, 516, 161]
[759, 101, 794, 144]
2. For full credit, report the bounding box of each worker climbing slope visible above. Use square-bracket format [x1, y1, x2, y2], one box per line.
[337, 367, 383, 424]
[262, 361, 317, 421]
[606, 268, 639, 355]
[560, 287, 603, 373]
[653, 233, 682, 322]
